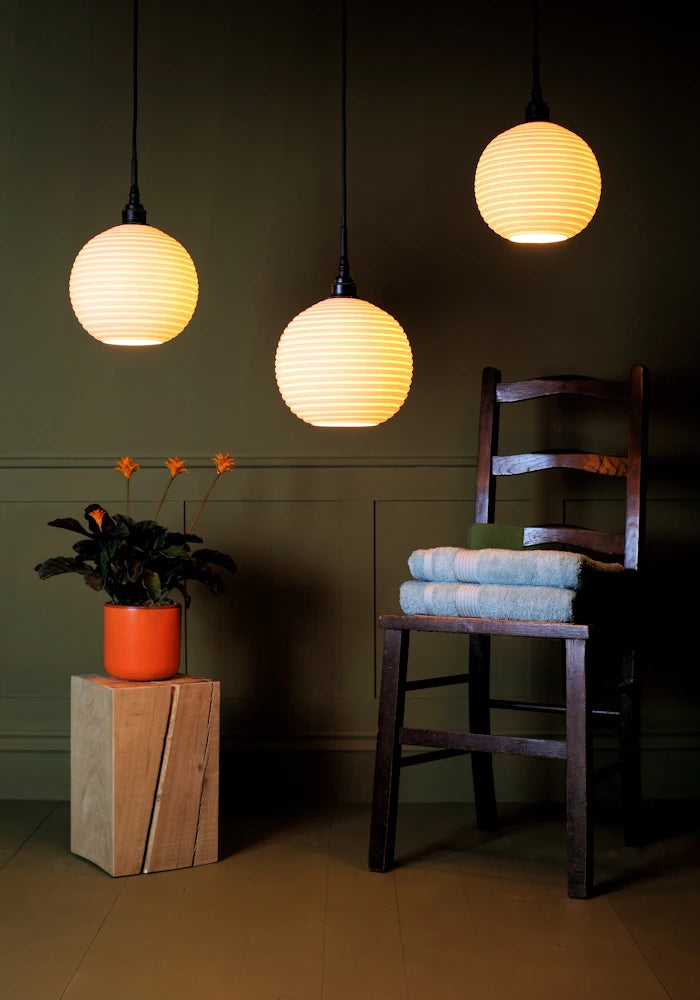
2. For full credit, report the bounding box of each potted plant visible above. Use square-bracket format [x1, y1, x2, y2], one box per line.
[34, 453, 237, 681]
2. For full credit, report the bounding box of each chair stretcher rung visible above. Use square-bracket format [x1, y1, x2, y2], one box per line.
[405, 673, 470, 690]
[399, 726, 567, 760]
[488, 699, 621, 719]
[400, 748, 469, 767]
[489, 698, 565, 714]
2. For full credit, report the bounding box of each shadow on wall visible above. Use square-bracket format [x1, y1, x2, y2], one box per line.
[643, 367, 700, 714]
[541, 375, 700, 752]
[642, 523, 700, 707]
[189, 552, 371, 810]
[482, 368, 700, 799]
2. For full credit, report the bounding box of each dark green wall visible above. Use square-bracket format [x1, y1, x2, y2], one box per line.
[1, 0, 698, 802]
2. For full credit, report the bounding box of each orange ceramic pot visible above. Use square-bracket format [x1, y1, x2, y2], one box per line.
[103, 603, 181, 681]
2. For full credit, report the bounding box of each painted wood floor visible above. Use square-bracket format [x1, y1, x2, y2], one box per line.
[1, 799, 698, 1000]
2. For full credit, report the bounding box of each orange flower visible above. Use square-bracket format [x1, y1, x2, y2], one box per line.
[114, 457, 140, 480]
[165, 457, 189, 479]
[187, 453, 236, 534]
[87, 507, 107, 530]
[213, 452, 235, 475]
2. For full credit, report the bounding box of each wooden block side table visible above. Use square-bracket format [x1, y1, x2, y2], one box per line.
[70, 674, 219, 877]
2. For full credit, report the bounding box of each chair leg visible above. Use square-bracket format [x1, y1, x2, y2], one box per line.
[620, 645, 643, 847]
[369, 628, 409, 872]
[565, 638, 593, 898]
[469, 634, 498, 830]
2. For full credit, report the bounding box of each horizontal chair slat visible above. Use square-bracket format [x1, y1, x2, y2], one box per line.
[399, 726, 568, 760]
[496, 377, 629, 403]
[493, 452, 628, 477]
[379, 614, 591, 639]
[523, 526, 625, 555]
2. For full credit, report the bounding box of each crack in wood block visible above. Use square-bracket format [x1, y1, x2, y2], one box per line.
[71, 674, 219, 877]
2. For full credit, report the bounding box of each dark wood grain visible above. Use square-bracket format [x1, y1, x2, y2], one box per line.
[369, 362, 649, 898]
[523, 526, 624, 556]
[493, 452, 627, 477]
[496, 376, 629, 403]
[368, 629, 410, 873]
[379, 614, 591, 639]
[565, 638, 592, 898]
[404, 673, 470, 691]
[400, 748, 469, 768]
[620, 645, 643, 846]
[399, 727, 568, 760]
[489, 698, 620, 719]
[624, 364, 649, 572]
[469, 635, 498, 830]
[474, 366, 500, 524]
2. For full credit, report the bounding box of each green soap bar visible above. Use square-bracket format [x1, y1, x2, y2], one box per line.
[468, 523, 525, 550]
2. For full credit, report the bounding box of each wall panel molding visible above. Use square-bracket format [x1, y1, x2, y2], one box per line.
[0, 455, 478, 471]
[3, 731, 699, 755]
[2, 459, 698, 799]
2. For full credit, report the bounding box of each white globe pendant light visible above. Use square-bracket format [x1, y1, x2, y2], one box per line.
[69, 0, 198, 346]
[70, 224, 198, 346]
[275, 0, 412, 427]
[474, 1, 601, 244]
[276, 296, 412, 427]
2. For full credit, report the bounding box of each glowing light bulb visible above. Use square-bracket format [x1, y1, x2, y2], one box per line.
[69, 224, 198, 345]
[475, 121, 601, 243]
[275, 296, 413, 426]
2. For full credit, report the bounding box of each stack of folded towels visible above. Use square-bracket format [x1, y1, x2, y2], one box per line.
[400, 546, 625, 623]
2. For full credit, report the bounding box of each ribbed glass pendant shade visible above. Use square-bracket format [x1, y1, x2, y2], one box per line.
[275, 296, 413, 427]
[474, 121, 601, 243]
[69, 224, 199, 345]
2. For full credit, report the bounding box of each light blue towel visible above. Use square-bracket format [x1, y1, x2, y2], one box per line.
[399, 580, 579, 622]
[408, 547, 623, 590]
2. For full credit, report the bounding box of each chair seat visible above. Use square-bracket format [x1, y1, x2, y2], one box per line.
[379, 613, 592, 639]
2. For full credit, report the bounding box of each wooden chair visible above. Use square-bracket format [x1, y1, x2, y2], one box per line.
[369, 364, 649, 897]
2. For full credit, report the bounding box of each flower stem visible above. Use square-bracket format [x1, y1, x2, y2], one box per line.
[154, 478, 174, 523]
[188, 475, 220, 534]
[126, 479, 131, 517]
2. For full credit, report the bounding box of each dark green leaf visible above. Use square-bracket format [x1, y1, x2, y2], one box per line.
[193, 548, 237, 574]
[35, 556, 88, 579]
[160, 545, 191, 559]
[127, 557, 144, 583]
[73, 539, 100, 558]
[108, 520, 131, 539]
[167, 532, 202, 546]
[143, 570, 161, 602]
[170, 583, 192, 609]
[135, 520, 164, 532]
[47, 517, 90, 537]
[37, 503, 234, 608]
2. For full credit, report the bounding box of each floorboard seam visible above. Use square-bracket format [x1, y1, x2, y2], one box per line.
[460, 876, 481, 939]
[57, 875, 130, 1000]
[607, 897, 673, 1000]
[319, 808, 333, 1000]
[0, 800, 60, 873]
[393, 869, 411, 1000]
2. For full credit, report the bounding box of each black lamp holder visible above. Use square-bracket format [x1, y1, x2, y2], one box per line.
[122, 0, 147, 224]
[524, 0, 550, 123]
[331, 0, 357, 297]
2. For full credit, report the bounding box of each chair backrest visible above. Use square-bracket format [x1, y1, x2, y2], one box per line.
[474, 365, 649, 571]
